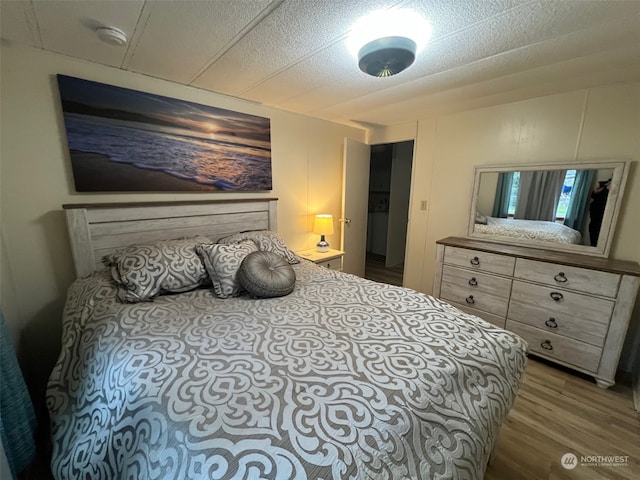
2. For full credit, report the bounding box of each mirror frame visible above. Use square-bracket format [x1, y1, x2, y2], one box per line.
[468, 160, 630, 258]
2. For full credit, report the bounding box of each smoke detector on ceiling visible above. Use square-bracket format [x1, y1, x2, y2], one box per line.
[347, 9, 431, 78]
[96, 26, 128, 47]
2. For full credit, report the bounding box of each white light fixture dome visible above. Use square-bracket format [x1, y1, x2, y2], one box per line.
[96, 26, 128, 46]
[347, 8, 431, 77]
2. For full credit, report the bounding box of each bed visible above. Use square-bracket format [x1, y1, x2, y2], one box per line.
[474, 216, 582, 244]
[47, 199, 527, 479]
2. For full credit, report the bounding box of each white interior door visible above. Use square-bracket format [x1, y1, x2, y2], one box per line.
[341, 138, 370, 276]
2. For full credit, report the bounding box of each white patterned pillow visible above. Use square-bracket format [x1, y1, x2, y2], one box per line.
[103, 236, 211, 303]
[219, 230, 299, 264]
[196, 241, 258, 298]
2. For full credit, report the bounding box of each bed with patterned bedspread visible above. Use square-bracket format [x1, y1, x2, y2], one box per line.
[475, 216, 582, 244]
[47, 259, 527, 479]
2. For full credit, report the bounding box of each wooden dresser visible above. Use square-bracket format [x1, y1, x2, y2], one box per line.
[433, 237, 640, 388]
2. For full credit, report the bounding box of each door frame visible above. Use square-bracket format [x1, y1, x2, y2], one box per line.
[367, 132, 418, 286]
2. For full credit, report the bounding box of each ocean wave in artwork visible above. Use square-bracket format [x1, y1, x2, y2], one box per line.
[64, 113, 271, 191]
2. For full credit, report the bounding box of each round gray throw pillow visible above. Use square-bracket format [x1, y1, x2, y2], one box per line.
[238, 251, 296, 298]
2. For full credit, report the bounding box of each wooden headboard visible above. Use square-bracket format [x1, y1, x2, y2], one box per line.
[63, 198, 278, 278]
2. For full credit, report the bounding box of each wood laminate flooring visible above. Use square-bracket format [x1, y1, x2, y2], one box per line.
[364, 253, 404, 286]
[486, 358, 639, 480]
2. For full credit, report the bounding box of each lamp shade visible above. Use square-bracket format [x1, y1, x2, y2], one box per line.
[313, 214, 334, 235]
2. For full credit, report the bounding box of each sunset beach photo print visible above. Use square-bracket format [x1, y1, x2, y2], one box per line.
[56, 75, 272, 192]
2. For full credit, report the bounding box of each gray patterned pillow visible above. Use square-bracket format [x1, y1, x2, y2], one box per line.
[196, 241, 258, 298]
[103, 236, 211, 303]
[219, 230, 299, 264]
[238, 251, 296, 298]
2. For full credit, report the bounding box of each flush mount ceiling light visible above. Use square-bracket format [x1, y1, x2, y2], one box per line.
[347, 9, 431, 77]
[96, 26, 128, 46]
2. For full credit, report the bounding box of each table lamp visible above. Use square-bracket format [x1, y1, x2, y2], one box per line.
[313, 214, 334, 253]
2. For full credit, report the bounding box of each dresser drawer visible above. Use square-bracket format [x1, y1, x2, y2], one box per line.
[444, 246, 515, 276]
[509, 281, 613, 334]
[507, 308, 608, 348]
[441, 266, 511, 317]
[508, 320, 602, 372]
[442, 265, 512, 297]
[508, 297, 609, 347]
[514, 258, 620, 298]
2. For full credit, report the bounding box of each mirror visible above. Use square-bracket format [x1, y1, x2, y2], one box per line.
[468, 161, 630, 257]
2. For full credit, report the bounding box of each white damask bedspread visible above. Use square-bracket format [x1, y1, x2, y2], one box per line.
[475, 217, 582, 244]
[47, 261, 527, 480]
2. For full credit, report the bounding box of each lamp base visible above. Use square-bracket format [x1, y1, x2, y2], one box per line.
[316, 235, 329, 253]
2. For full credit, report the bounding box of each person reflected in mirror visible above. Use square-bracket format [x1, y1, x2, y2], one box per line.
[589, 178, 611, 246]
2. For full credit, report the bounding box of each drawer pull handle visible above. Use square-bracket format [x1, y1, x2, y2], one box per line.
[545, 318, 558, 329]
[554, 272, 568, 283]
[541, 340, 553, 351]
[468, 277, 478, 287]
[470, 256, 480, 266]
[465, 295, 475, 305]
[550, 291, 564, 301]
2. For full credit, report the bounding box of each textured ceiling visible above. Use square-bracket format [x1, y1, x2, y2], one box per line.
[2, 0, 639, 128]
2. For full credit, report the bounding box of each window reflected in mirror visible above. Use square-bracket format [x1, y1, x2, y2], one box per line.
[469, 162, 629, 258]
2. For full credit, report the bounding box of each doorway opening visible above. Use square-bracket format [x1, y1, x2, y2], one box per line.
[364, 140, 414, 286]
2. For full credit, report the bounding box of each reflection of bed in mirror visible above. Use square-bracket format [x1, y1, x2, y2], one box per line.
[474, 217, 582, 244]
[469, 161, 630, 257]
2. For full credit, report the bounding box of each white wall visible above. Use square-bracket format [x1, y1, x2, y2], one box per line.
[389, 83, 640, 371]
[0, 45, 365, 401]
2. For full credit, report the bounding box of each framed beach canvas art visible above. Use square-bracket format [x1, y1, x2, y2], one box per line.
[56, 75, 272, 192]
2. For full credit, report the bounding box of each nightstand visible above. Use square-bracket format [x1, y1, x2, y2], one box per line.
[296, 248, 345, 271]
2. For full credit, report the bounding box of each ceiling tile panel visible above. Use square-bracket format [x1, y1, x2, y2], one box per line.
[241, 42, 363, 105]
[279, 1, 639, 118]
[342, 46, 640, 126]
[314, 14, 640, 124]
[403, 0, 639, 81]
[32, 0, 144, 67]
[234, 0, 523, 104]
[241, 0, 524, 108]
[191, 0, 399, 95]
[239, 0, 523, 106]
[406, 0, 523, 39]
[0, 1, 41, 47]
[127, 0, 272, 84]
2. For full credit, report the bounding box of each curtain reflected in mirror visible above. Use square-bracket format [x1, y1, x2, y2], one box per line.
[515, 170, 566, 220]
[491, 172, 513, 218]
[469, 162, 629, 258]
[564, 170, 594, 231]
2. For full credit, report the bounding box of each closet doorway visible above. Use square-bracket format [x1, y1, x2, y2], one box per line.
[365, 140, 414, 286]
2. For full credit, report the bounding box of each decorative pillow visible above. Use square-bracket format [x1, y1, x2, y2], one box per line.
[238, 251, 296, 298]
[475, 211, 488, 225]
[196, 241, 258, 299]
[219, 230, 299, 264]
[103, 236, 211, 303]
